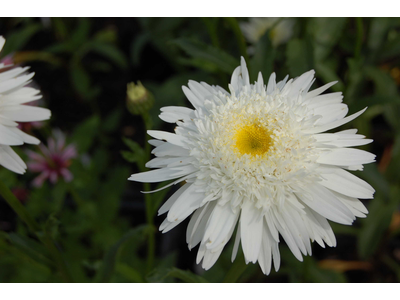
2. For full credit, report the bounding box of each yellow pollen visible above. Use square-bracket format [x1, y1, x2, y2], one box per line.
[232, 123, 273, 156]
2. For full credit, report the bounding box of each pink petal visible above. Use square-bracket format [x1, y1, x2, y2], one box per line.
[60, 168, 73, 182]
[32, 171, 50, 187]
[61, 145, 77, 160]
[49, 171, 58, 184]
[27, 162, 47, 172]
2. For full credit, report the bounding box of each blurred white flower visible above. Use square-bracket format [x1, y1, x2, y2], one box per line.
[240, 17, 295, 47]
[129, 57, 375, 275]
[0, 36, 51, 174]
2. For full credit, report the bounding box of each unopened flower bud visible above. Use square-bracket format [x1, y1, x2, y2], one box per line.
[126, 81, 154, 116]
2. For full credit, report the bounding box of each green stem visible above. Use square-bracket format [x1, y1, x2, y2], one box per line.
[67, 184, 84, 209]
[0, 180, 41, 233]
[224, 17, 249, 63]
[0, 180, 74, 282]
[141, 113, 155, 274]
[355, 17, 363, 59]
[201, 18, 221, 49]
[223, 255, 248, 283]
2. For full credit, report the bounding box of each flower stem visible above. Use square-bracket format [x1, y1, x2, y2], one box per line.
[0, 180, 40, 233]
[0, 180, 74, 282]
[223, 255, 248, 283]
[355, 17, 363, 59]
[142, 113, 156, 274]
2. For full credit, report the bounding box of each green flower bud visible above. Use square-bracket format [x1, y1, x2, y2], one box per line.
[126, 81, 154, 116]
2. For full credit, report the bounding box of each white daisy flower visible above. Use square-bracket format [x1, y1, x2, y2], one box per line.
[240, 17, 295, 47]
[129, 57, 375, 275]
[0, 36, 51, 174]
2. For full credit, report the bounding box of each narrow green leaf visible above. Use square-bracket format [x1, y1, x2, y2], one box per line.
[367, 17, 392, 60]
[358, 186, 400, 259]
[95, 225, 153, 283]
[315, 61, 345, 92]
[69, 62, 99, 100]
[90, 42, 128, 69]
[249, 29, 275, 81]
[71, 115, 100, 153]
[171, 38, 238, 74]
[1, 23, 42, 57]
[3, 232, 53, 268]
[147, 267, 208, 283]
[102, 107, 123, 133]
[115, 263, 145, 283]
[307, 17, 347, 62]
[286, 38, 314, 76]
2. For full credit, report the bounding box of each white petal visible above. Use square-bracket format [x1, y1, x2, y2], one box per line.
[0, 123, 23, 146]
[266, 72, 276, 94]
[182, 86, 203, 110]
[303, 107, 367, 134]
[128, 165, 196, 183]
[317, 148, 376, 166]
[240, 200, 263, 263]
[167, 184, 204, 222]
[151, 142, 189, 157]
[0, 73, 34, 94]
[304, 81, 337, 100]
[288, 70, 315, 99]
[0, 145, 26, 174]
[8, 127, 40, 145]
[319, 167, 375, 199]
[187, 202, 215, 249]
[0, 106, 50, 122]
[158, 184, 191, 215]
[147, 130, 189, 149]
[204, 203, 239, 251]
[159, 106, 195, 123]
[296, 184, 355, 225]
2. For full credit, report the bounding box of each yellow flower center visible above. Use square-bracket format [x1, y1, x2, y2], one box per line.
[232, 122, 273, 156]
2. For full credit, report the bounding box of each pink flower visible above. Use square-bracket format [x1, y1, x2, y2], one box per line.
[27, 130, 77, 187]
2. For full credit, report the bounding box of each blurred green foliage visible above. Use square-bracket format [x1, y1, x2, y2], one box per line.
[0, 17, 399, 283]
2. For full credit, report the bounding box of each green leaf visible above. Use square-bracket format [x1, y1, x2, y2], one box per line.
[122, 138, 145, 165]
[69, 62, 98, 100]
[304, 257, 346, 283]
[90, 42, 128, 69]
[345, 58, 365, 106]
[307, 17, 347, 62]
[95, 225, 153, 283]
[147, 267, 209, 283]
[286, 38, 314, 76]
[358, 164, 389, 199]
[315, 61, 345, 92]
[69, 18, 91, 50]
[71, 115, 100, 153]
[102, 107, 123, 133]
[171, 38, 238, 74]
[364, 66, 398, 96]
[130, 32, 151, 66]
[13, 51, 62, 66]
[44, 213, 61, 241]
[1, 23, 42, 57]
[115, 263, 145, 283]
[367, 17, 392, 59]
[249, 29, 276, 82]
[2, 232, 53, 268]
[358, 186, 400, 259]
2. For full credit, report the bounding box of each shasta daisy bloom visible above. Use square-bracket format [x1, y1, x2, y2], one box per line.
[129, 58, 375, 275]
[0, 36, 51, 174]
[27, 130, 77, 187]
